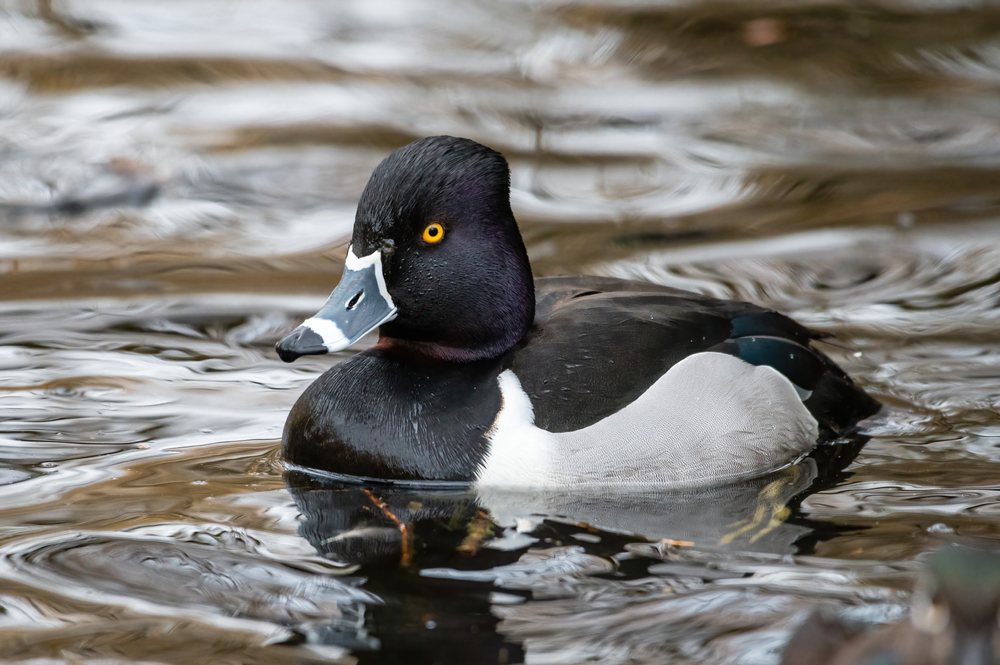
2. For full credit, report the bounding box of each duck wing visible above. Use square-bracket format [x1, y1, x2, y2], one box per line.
[511, 276, 877, 437]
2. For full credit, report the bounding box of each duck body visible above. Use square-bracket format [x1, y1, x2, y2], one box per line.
[277, 136, 878, 486]
[283, 274, 876, 485]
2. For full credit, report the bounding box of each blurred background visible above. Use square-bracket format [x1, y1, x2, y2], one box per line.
[2, 0, 1000, 663]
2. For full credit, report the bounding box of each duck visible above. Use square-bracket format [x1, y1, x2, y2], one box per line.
[781, 545, 1000, 665]
[275, 135, 879, 487]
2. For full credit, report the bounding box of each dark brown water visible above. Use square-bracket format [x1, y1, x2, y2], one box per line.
[2, 1, 1000, 663]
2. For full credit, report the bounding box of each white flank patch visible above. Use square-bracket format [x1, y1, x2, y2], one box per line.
[301, 317, 349, 352]
[475, 371, 555, 487]
[475, 353, 819, 489]
[345, 245, 396, 311]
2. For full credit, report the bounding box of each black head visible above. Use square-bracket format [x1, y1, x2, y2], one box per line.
[276, 136, 534, 363]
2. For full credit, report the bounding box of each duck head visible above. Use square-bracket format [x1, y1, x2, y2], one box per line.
[276, 136, 535, 363]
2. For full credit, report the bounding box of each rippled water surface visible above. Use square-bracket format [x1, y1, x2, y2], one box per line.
[2, 1, 1000, 662]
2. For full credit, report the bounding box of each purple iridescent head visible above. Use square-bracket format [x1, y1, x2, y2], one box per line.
[276, 136, 535, 363]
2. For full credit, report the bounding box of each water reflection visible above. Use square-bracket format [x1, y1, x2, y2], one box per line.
[287, 459, 822, 566]
[277, 434, 860, 661]
[276, 439, 880, 663]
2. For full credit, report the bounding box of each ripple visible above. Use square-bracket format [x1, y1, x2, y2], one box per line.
[488, 545, 908, 665]
[0, 523, 378, 648]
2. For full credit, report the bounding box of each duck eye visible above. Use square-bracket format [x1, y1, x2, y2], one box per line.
[422, 223, 444, 244]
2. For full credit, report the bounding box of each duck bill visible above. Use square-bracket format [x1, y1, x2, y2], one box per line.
[276, 247, 397, 363]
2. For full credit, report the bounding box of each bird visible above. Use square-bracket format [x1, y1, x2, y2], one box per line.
[781, 545, 1000, 665]
[275, 135, 879, 487]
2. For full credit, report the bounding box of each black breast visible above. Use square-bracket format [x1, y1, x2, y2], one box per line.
[282, 351, 503, 481]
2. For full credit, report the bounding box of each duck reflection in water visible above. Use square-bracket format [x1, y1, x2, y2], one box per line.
[782, 545, 1000, 665]
[283, 435, 863, 662]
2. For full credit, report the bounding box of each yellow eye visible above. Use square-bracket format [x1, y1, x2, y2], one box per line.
[422, 223, 445, 244]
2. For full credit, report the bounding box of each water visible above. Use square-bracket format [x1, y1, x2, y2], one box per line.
[1, 0, 1000, 662]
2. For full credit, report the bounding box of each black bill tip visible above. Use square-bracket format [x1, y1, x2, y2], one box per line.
[276, 327, 328, 363]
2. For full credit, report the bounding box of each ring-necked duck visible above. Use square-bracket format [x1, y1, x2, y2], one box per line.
[276, 136, 879, 487]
